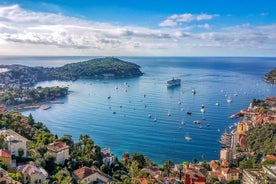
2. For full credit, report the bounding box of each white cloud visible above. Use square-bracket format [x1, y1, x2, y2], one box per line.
[0, 5, 275, 56]
[159, 13, 218, 27]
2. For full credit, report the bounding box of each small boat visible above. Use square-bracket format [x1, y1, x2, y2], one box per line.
[193, 120, 201, 124]
[226, 98, 232, 103]
[192, 88, 196, 95]
[153, 117, 157, 122]
[113, 111, 116, 114]
[215, 102, 220, 106]
[200, 104, 205, 113]
[167, 110, 171, 116]
[167, 78, 181, 87]
[148, 113, 152, 119]
[107, 95, 111, 99]
[206, 123, 211, 127]
[181, 120, 185, 125]
[185, 136, 192, 141]
[186, 111, 192, 115]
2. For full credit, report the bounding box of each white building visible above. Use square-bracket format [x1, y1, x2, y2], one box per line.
[0, 129, 29, 157]
[47, 141, 69, 165]
[101, 148, 115, 166]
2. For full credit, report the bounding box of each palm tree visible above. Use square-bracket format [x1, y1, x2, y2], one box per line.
[163, 160, 173, 177]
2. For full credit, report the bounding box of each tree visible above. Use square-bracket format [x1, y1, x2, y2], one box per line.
[0, 160, 8, 170]
[52, 168, 73, 184]
[163, 160, 173, 177]
[44, 152, 56, 174]
[28, 113, 35, 125]
[8, 172, 22, 181]
[0, 134, 7, 149]
[176, 164, 184, 181]
[129, 160, 140, 184]
[18, 147, 24, 158]
[192, 157, 198, 164]
[132, 153, 146, 168]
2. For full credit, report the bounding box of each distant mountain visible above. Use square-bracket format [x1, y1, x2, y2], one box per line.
[264, 68, 276, 84]
[0, 57, 143, 87]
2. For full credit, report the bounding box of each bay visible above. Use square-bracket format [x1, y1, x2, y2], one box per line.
[1, 56, 275, 165]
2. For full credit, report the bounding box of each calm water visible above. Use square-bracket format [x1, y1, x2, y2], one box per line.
[1, 56, 276, 165]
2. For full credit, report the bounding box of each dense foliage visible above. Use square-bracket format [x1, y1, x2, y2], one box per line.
[53, 57, 143, 80]
[246, 124, 276, 155]
[0, 57, 143, 88]
[264, 68, 276, 83]
[0, 86, 68, 105]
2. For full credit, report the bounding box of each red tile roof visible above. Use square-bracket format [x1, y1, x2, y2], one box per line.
[209, 160, 220, 171]
[73, 166, 96, 180]
[0, 149, 11, 158]
[266, 155, 276, 161]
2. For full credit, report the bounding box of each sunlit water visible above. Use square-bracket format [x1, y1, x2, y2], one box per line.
[1, 56, 275, 165]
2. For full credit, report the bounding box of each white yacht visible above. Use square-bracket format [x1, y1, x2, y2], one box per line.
[167, 78, 181, 87]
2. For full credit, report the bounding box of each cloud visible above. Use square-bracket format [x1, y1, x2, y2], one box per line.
[0, 5, 275, 56]
[159, 13, 218, 27]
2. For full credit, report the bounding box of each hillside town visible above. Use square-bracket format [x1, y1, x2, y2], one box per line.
[0, 95, 275, 183]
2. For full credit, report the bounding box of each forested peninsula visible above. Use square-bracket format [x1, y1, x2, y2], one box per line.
[0, 57, 143, 88]
[264, 68, 276, 83]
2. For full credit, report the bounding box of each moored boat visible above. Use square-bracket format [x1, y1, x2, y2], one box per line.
[185, 136, 192, 141]
[167, 78, 181, 87]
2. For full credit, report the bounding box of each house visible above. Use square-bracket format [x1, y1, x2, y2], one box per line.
[17, 164, 48, 184]
[209, 160, 239, 182]
[141, 166, 165, 183]
[221, 168, 239, 181]
[0, 129, 29, 157]
[0, 149, 11, 169]
[184, 166, 206, 184]
[101, 148, 115, 166]
[72, 166, 115, 184]
[47, 141, 69, 165]
[209, 160, 220, 172]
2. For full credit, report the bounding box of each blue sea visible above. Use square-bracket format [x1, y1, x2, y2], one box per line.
[1, 56, 276, 165]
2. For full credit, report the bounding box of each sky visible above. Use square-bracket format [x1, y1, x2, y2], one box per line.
[0, 0, 275, 56]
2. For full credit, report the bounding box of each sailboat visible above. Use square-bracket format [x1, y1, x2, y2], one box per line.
[185, 133, 192, 141]
[226, 97, 232, 103]
[192, 88, 196, 95]
[200, 104, 205, 113]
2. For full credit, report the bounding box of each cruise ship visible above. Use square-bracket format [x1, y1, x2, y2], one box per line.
[167, 78, 181, 87]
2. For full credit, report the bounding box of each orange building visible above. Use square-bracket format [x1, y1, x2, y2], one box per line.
[184, 167, 206, 184]
[0, 149, 11, 169]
